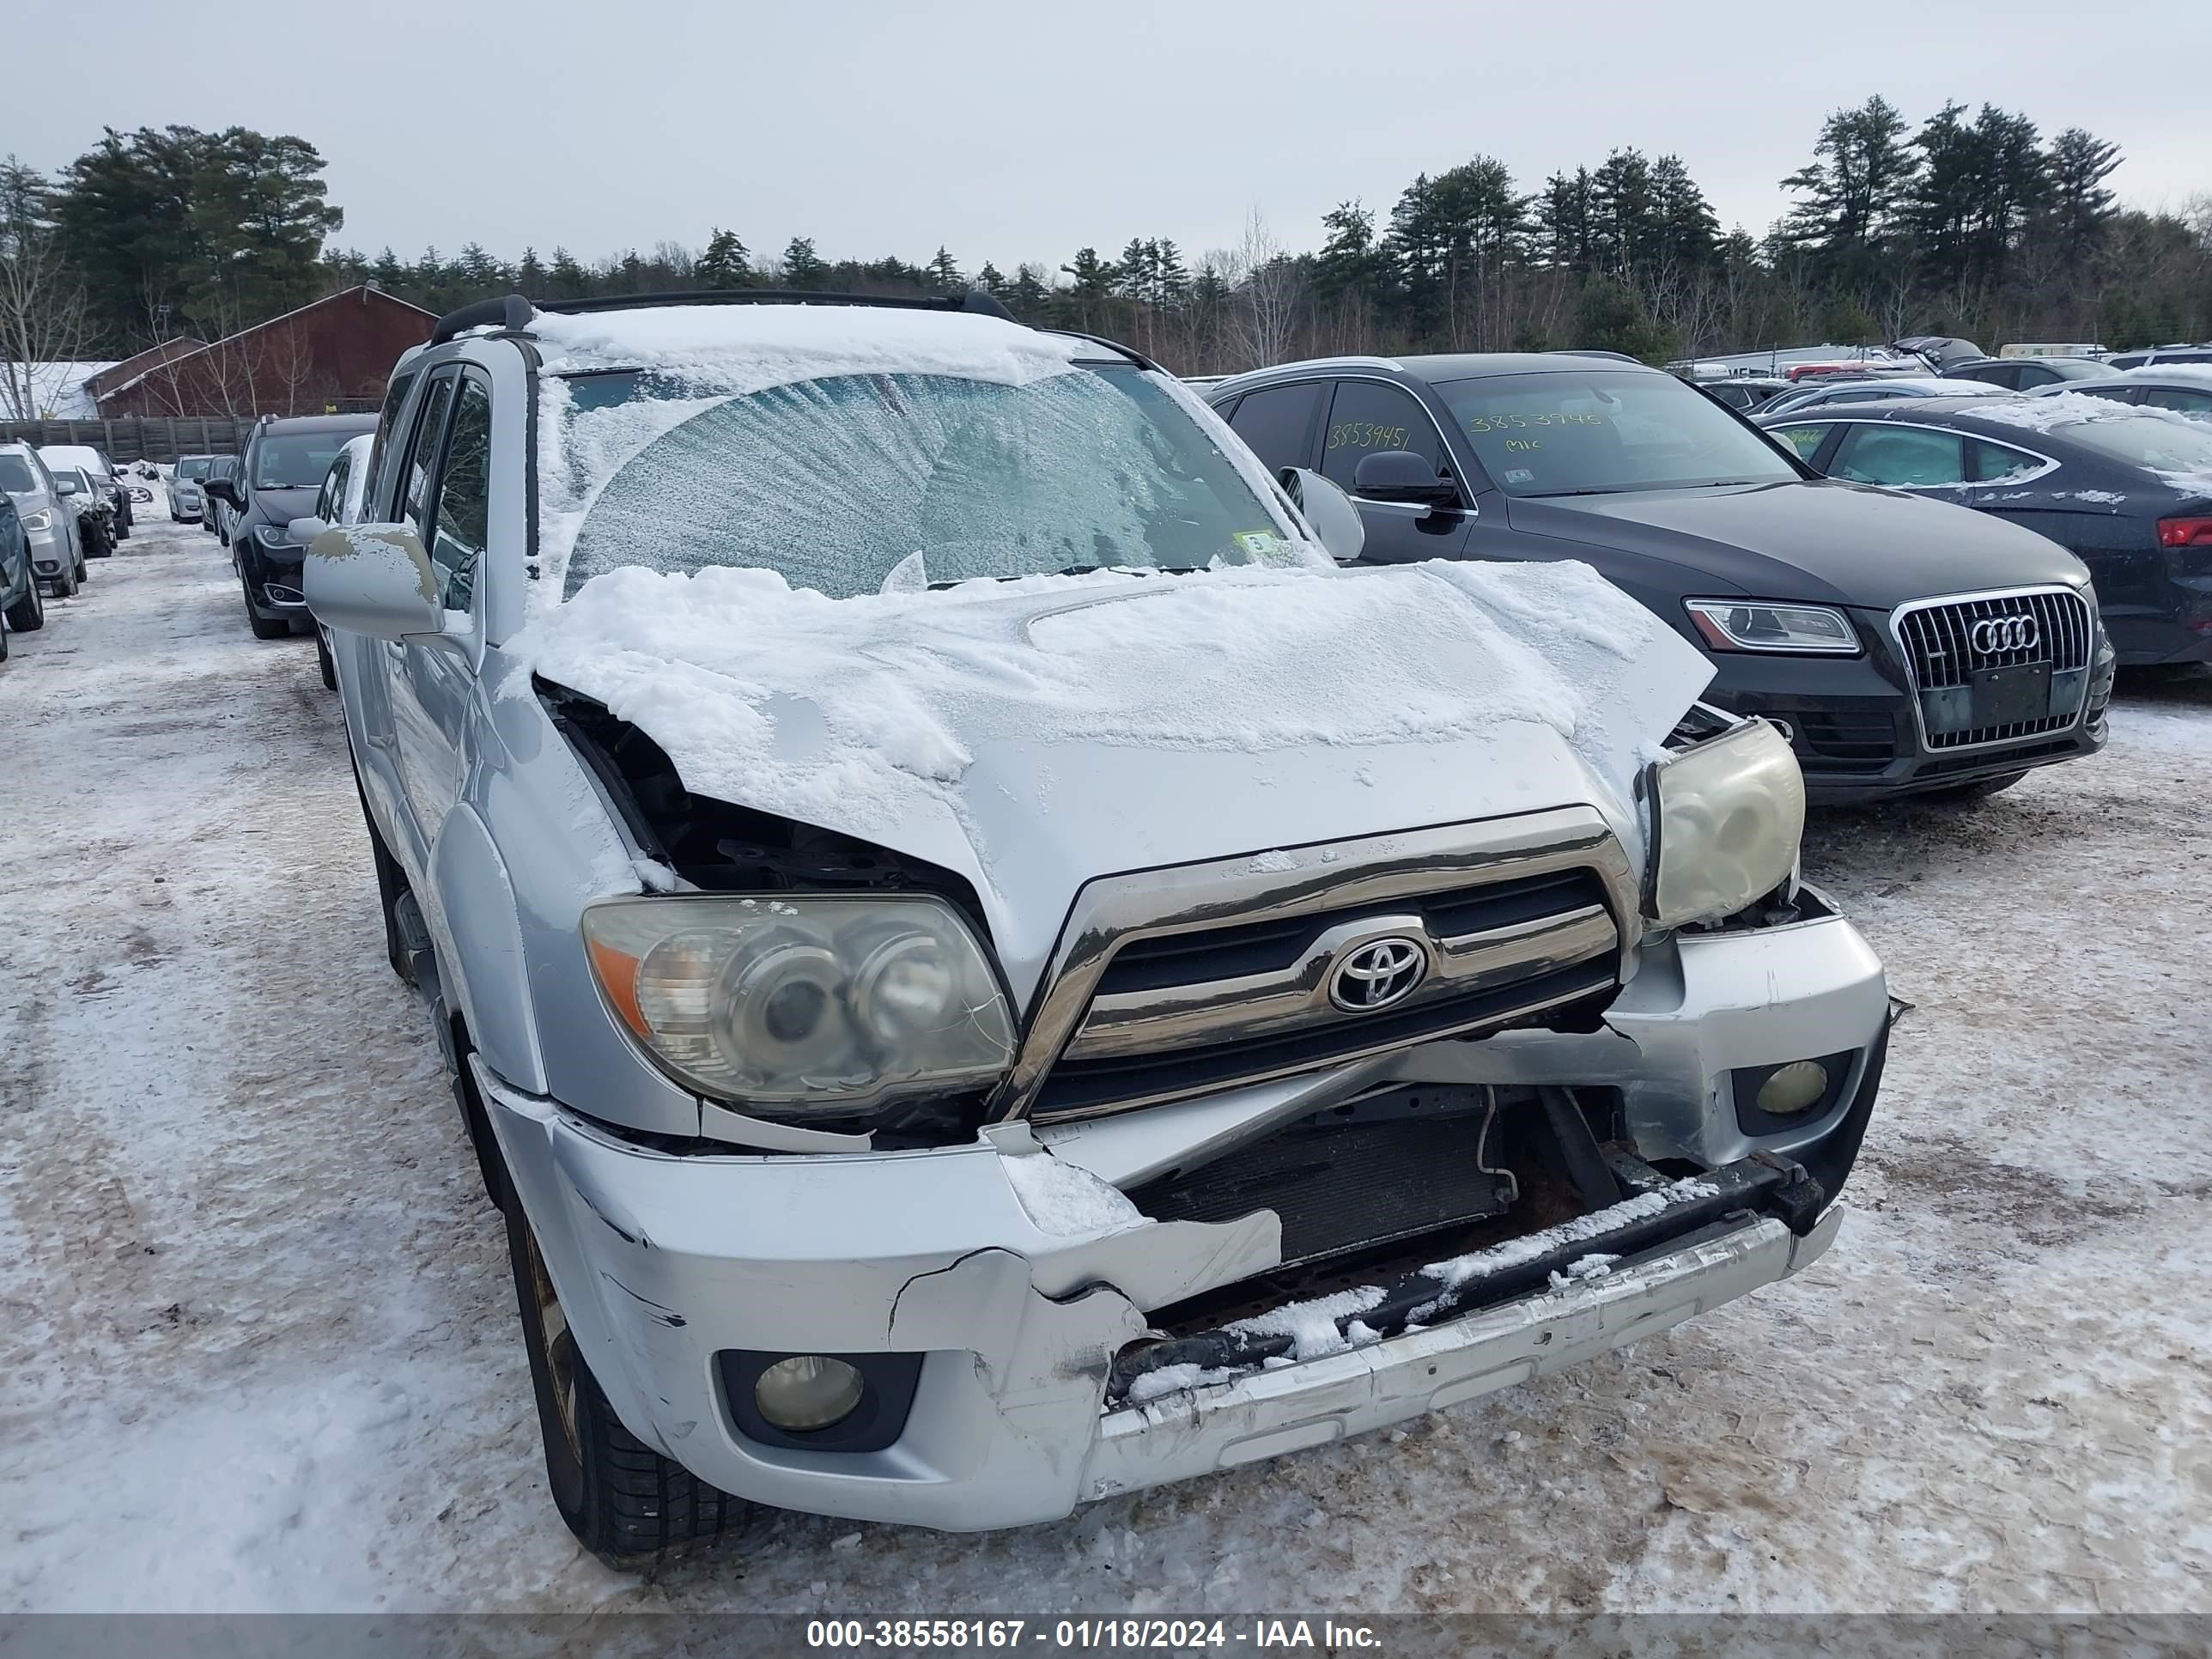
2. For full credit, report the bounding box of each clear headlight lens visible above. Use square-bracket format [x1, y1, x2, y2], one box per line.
[21, 508, 52, 532]
[1685, 599, 1859, 654]
[1650, 720, 1805, 926]
[581, 896, 1014, 1116]
[254, 525, 292, 549]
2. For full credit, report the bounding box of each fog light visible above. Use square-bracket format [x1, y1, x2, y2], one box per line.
[753, 1354, 865, 1432]
[1756, 1060, 1830, 1116]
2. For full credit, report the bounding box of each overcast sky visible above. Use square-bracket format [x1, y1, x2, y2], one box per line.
[13, 0, 2208, 276]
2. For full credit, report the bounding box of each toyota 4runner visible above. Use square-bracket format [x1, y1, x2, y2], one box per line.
[307, 289, 1893, 1565]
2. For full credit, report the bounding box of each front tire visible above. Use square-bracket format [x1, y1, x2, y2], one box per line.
[501, 1192, 740, 1567]
[47, 565, 76, 599]
[4, 570, 43, 633]
[244, 578, 290, 640]
[316, 629, 337, 690]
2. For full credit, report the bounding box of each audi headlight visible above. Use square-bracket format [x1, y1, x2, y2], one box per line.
[1649, 720, 1805, 927]
[1685, 599, 1859, 654]
[22, 508, 52, 532]
[580, 896, 1014, 1117]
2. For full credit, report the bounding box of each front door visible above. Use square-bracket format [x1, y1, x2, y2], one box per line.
[1320, 380, 1474, 563]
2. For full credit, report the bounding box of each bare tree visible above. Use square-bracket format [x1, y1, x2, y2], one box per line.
[268, 319, 318, 416]
[1224, 210, 1305, 371]
[0, 158, 92, 421]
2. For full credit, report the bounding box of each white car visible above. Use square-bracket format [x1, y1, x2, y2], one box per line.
[285, 431, 375, 690]
[167, 454, 217, 521]
[37, 442, 131, 543]
[2, 444, 89, 596]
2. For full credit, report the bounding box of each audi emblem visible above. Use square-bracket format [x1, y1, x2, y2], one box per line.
[1328, 936, 1429, 1012]
[1970, 615, 2039, 655]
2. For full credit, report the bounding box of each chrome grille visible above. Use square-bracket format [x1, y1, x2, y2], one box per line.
[998, 810, 1637, 1124]
[1893, 587, 2094, 751]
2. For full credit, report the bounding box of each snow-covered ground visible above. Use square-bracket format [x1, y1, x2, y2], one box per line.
[2, 520, 2208, 1613]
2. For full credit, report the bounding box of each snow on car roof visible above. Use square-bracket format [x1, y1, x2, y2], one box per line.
[525, 301, 1082, 394]
[1964, 390, 2206, 435]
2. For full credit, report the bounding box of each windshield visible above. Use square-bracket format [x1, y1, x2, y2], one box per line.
[176, 457, 212, 479]
[1434, 368, 1801, 496]
[252, 434, 351, 489]
[2051, 412, 2212, 475]
[0, 455, 37, 493]
[557, 364, 1297, 599]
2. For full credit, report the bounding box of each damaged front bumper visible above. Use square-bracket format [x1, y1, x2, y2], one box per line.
[478, 908, 1889, 1532]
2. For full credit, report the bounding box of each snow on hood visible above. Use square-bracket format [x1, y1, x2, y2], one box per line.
[507, 558, 1712, 896]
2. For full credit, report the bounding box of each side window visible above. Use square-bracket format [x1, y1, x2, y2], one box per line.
[428, 375, 492, 612]
[400, 373, 457, 538]
[1322, 380, 1442, 490]
[316, 450, 349, 522]
[1978, 363, 2021, 390]
[1771, 423, 1833, 462]
[369, 368, 420, 518]
[1833, 424, 1968, 488]
[2014, 364, 2059, 388]
[1226, 382, 1325, 475]
[1972, 440, 2045, 483]
[2144, 388, 2212, 416]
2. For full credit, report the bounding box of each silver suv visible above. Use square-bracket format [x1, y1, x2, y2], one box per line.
[308, 292, 1892, 1565]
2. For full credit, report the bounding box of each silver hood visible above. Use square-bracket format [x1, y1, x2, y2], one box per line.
[511, 560, 1714, 1005]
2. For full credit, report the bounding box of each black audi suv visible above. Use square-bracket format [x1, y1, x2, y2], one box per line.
[1206, 355, 2115, 803]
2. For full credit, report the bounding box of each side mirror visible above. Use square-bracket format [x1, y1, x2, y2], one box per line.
[52, 477, 79, 496]
[1352, 450, 1462, 509]
[304, 523, 444, 641]
[1279, 467, 1366, 563]
[287, 515, 327, 546]
[204, 477, 240, 507]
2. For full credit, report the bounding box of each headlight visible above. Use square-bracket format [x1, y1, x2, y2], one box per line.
[254, 525, 291, 549]
[581, 895, 1015, 1117]
[1649, 720, 1805, 927]
[1684, 599, 1859, 654]
[21, 508, 52, 532]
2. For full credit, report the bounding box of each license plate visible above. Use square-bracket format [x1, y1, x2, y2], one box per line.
[1971, 661, 2052, 726]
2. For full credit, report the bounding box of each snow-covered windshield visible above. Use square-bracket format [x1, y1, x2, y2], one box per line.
[557, 363, 1299, 600]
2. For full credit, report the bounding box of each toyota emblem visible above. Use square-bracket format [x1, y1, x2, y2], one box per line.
[1328, 936, 1429, 1012]
[1969, 615, 2039, 654]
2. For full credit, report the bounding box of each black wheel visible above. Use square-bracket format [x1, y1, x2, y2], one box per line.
[47, 564, 76, 599]
[501, 1192, 740, 1566]
[316, 629, 337, 690]
[355, 778, 416, 986]
[244, 578, 290, 640]
[1919, 769, 2028, 804]
[3, 569, 42, 633]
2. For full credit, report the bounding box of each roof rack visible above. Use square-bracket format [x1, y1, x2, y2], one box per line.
[430, 287, 1018, 346]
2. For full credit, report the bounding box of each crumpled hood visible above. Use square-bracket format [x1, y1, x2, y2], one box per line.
[1510, 477, 2089, 609]
[509, 560, 1713, 1000]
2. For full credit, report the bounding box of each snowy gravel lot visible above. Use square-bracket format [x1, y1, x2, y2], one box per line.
[2, 518, 2207, 1614]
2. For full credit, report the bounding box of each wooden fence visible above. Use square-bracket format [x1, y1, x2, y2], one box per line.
[3, 416, 266, 463]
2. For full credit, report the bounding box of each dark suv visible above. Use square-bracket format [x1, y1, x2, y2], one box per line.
[207, 414, 377, 639]
[1206, 355, 2115, 803]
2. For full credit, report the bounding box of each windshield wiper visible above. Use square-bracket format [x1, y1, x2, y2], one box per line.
[1522, 487, 1624, 498]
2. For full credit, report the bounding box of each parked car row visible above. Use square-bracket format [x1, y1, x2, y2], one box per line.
[200, 415, 378, 650]
[0, 442, 110, 636]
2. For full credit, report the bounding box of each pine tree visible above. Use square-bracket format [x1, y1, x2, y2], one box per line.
[2042, 130, 2122, 264]
[1059, 246, 1119, 326]
[1780, 96, 1919, 268]
[1649, 155, 1719, 274]
[782, 235, 828, 289]
[52, 125, 210, 349]
[546, 246, 588, 300]
[1591, 149, 1657, 275]
[695, 228, 753, 289]
[976, 260, 1006, 294]
[1534, 170, 1595, 272]
[516, 246, 546, 295]
[926, 246, 963, 291]
[185, 128, 344, 325]
[369, 246, 407, 295]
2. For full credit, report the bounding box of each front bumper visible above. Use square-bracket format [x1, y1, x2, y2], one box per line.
[482, 911, 1888, 1532]
[239, 538, 309, 611]
[1703, 611, 2111, 803]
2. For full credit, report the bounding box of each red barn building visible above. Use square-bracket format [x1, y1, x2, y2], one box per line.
[96, 285, 435, 418]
